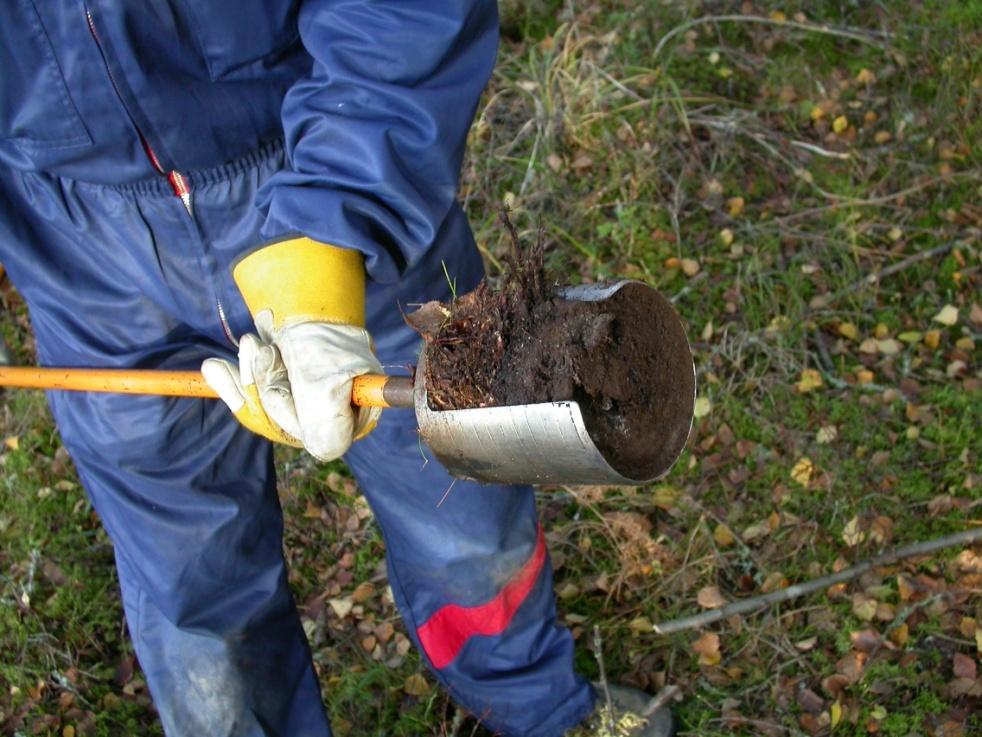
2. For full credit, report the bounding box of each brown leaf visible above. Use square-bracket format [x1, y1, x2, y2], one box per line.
[697, 586, 727, 609]
[692, 632, 721, 665]
[351, 582, 375, 604]
[836, 651, 867, 684]
[850, 629, 882, 653]
[796, 687, 825, 714]
[953, 653, 977, 680]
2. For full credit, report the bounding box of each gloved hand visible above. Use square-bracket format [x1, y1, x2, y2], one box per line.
[201, 237, 382, 462]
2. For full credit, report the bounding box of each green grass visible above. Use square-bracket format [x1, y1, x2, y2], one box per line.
[2, 1, 981, 735]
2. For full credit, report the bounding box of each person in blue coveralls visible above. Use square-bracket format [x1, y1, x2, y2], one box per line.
[0, 2, 672, 735]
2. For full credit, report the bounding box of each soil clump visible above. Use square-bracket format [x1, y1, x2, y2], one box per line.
[407, 218, 692, 480]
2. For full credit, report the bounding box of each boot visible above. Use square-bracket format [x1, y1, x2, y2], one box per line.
[565, 683, 675, 737]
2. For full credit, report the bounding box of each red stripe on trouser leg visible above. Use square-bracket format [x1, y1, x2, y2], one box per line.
[416, 525, 547, 669]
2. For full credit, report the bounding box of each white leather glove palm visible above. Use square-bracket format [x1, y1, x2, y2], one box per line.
[201, 310, 383, 461]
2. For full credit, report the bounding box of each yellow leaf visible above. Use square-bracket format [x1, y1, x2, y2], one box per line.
[693, 396, 712, 419]
[856, 68, 876, 84]
[4, 436, 19, 451]
[852, 593, 877, 621]
[833, 115, 849, 134]
[955, 337, 974, 350]
[933, 304, 959, 326]
[810, 105, 826, 121]
[874, 131, 892, 144]
[887, 227, 904, 242]
[727, 196, 745, 216]
[856, 369, 875, 385]
[898, 331, 922, 344]
[404, 673, 431, 697]
[63, 727, 75, 737]
[769, 10, 787, 22]
[790, 457, 815, 487]
[859, 338, 879, 354]
[719, 228, 734, 247]
[924, 329, 941, 349]
[652, 486, 680, 511]
[796, 369, 824, 393]
[628, 616, 653, 634]
[842, 516, 865, 547]
[889, 622, 909, 646]
[976, 629, 982, 655]
[830, 701, 842, 728]
[713, 524, 736, 548]
[838, 322, 858, 340]
[816, 425, 838, 444]
[877, 338, 902, 355]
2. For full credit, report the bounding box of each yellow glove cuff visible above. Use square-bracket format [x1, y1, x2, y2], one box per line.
[233, 237, 366, 330]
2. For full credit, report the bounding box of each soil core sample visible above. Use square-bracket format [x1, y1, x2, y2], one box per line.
[408, 225, 693, 481]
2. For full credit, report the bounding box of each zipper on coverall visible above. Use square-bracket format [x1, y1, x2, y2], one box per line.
[84, 7, 237, 345]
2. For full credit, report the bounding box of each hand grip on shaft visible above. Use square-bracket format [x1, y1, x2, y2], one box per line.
[0, 367, 413, 409]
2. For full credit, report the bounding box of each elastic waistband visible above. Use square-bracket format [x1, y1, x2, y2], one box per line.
[72, 138, 285, 196]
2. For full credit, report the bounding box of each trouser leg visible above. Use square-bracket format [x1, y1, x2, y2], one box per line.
[0, 160, 331, 737]
[345, 207, 595, 737]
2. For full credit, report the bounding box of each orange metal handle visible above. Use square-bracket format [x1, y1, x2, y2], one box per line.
[0, 367, 413, 409]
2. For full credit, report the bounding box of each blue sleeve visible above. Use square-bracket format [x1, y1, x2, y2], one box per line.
[256, 0, 499, 284]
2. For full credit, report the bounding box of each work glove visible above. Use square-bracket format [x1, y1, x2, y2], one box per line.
[201, 238, 382, 462]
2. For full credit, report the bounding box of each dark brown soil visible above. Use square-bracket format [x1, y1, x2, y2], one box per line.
[407, 223, 693, 480]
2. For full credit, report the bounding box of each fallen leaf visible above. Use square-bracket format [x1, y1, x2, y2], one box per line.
[837, 650, 867, 683]
[874, 131, 892, 143]
[713, 524, 736, 548]
[719, 228, 734, 247]
[796, 369, 824, 393]
[628, 616, 653, 634]
[693, 396, 712, 418]
[856, 68, 876, 84]
[727, 196, 745, 217]
[933, 305, 959, 326]
[692, 632, 721, 665]
[924, 329, 942, 349]
[742, 518, 771, 542]
[833, 115, 849, 134]
[877, 338, 902, 355]
[898, 331, 922, 344]
[852, 593, 877, 621]
[760, 571, 788, 593]
[850, 629, 881, 652]
[830, 701, 842, 728]
[697, 586, 727, 609]
[790, 457, 815, 487]
[842, 516, 865, 547]
[328, 597, 354, 619]
[680, 258, 700, 277]
[816, 425, 838, 444]
[351, 582, 375, 604]
[889, 623, 909, 646]
[838, 322, 858, 340]
[953, 653, 977, 680]
[404, 673, 431, 697]
[4, 436, 19, 451]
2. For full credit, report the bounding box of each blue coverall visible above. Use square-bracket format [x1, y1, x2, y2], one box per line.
[0, 2, 595, 735]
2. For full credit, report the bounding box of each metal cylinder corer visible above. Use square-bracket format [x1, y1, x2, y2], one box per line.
[414, 280, 696, 485]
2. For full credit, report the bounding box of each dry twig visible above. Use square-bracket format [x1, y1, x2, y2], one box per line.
[810, 241, 960, 308]
[652, 528, 982, 634]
